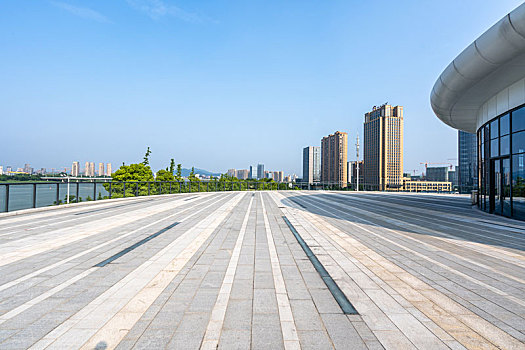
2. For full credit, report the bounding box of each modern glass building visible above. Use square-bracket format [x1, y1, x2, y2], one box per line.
[302, 146, 321, 184]
[431, 3, 525, 220]
[458, 131, 477, 194]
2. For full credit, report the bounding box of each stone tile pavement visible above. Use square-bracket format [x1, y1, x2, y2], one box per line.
[0, 191, 523, 349]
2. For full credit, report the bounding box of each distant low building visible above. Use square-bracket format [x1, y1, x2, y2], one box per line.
[227, 169, 236, 177]
[403, 179, 452, 192]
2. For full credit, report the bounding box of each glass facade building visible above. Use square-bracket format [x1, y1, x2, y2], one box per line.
[431, 3, 525, 221]
[458, 131, 478, 194]
[478, 104, 525, 219]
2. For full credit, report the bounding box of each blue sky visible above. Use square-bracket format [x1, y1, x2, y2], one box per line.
[1, 0, 523, 176]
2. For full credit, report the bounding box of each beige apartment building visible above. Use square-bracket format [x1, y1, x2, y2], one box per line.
[403, 179, 452, 192]
[236, 169, 249, 180]
[363, 104, 403, 190]
[321, 131, 348, 187]
[71, 162, 79, 177]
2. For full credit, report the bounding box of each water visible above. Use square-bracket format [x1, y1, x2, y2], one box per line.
[0, 183, 109, 212]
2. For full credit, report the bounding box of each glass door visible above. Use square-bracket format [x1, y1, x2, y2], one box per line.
[490, 157, 510, 216]
[502, 158, 511, 217]
[492, 160, 501, 214]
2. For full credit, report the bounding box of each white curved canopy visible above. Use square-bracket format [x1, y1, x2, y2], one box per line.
[431, 3, 525, 133]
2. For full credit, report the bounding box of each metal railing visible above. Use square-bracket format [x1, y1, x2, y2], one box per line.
[0, 180, 298, 213]
[0, 180, 471, 213]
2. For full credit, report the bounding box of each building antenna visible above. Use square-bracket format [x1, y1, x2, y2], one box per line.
[356, 134, 360, 192]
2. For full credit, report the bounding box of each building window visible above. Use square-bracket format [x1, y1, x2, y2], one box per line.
[491, 138, 499, 157]
[490, 119, 499, 139]
[513, 131, 525, 154]
[500, 113, 510, 136]
[501, 135, 510, 155]
[512, 106, 525, 133]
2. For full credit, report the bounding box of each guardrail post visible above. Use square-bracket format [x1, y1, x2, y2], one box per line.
[93, 182, 97, 201]
[32, 183, 37, 208]
[169, 182, 172, 194]
[189, 181, 192, 193]
[207, 181, 209, 192]
[179, 181, 182, 193]
[148, 182, 151, 196]
[5, 184, 9, 212]
[56, 183, 60, 205]
[108, 182, 112, 199]
[77, 182, 80, 202]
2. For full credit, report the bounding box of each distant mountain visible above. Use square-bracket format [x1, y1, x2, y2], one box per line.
[180, 168, 221, 177]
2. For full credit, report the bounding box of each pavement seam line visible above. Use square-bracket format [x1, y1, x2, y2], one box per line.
[0, 193, 224, 295]
[0, 197, 204, 267]
[74, 193, 245, 350]
[0, 194, 231, 329]
[260, 193, 301, 350]
[291, 192, 523, 350]
[311, 193, 525, 307]
[330, 192, 525, 269]
[200, 195, 254, 349]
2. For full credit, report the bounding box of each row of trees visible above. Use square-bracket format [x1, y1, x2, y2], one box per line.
[104, 147, 285, 198]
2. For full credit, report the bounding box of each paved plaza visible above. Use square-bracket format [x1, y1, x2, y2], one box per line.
[0, 191, 524, 349]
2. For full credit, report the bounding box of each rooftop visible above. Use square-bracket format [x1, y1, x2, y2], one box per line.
[0, 191, 524, 349]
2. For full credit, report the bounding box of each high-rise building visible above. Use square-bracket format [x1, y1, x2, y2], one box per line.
[72, 162, 79, 177]
[84, 162, 90, 176]
[249, 165, 258, 179]
[23, 163, 32, 174]
[321, 131, 348, 187]
[85, 162, 95, 177]
[257, 164, 265, 180]
[106, 163, 112, 176]
[303, 146, 321, 184]
[363, 104, 404, 190]
[278, 171, 284, 183]
[0, 166, 3, 175]
[348, 160, 364, 186]
[227, 169, 236, 177]
[458, 131, 478, 193]
[426, 166, 449, 182]
[98, 163, 104, 176]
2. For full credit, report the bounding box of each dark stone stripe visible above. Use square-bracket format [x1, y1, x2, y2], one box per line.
[75, 199, 156, 215]
[283, 216, 358, 315]
[289, 198, 307, 209]
[94, 222, 180, 267]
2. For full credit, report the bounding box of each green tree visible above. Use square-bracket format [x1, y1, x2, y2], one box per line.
[104, 163, 154, 198]
[142, 147, 151, 166]
[175, 164, 182, 181]
[169, 159, 175, 175]
[188, 167, 200, 192]
[156, 168, 175, 194]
